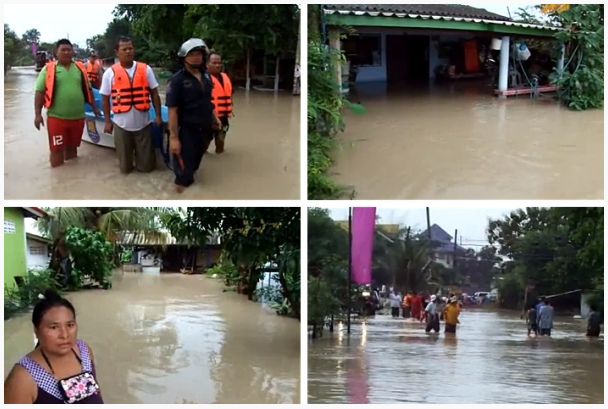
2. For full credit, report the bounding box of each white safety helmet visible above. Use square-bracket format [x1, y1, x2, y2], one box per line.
[177, 38, 209, 58]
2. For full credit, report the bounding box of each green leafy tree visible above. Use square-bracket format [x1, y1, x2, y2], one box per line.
[22, 28, 41, 45]
[551, 4, 604, 110]
[165, 208, 301, 319]
[307, 208, 349, 332]
[488, 207, 603, 309]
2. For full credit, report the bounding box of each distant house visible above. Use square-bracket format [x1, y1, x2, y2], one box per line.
[4, 207, 48, 288]
[26, 233, 51, 270]
[420, 224, 465, 269]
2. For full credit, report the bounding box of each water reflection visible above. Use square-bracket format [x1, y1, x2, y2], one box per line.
[4, 67, 300, 200]
[4, 273, 300, 404]
[308, 310, 603, 404]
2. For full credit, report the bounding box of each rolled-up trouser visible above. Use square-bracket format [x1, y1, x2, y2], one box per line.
[212, 117, 230, 151]
[173, 126, 213, 187]
[114, 124, 155, 174]
[391, 307, 400, 318]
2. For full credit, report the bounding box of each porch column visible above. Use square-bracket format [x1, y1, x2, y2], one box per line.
[497, 36, 510, 98]
[328, 27, 342, 93]
[556, 43, 566, 74]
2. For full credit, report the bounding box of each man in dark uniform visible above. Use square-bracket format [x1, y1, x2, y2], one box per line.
[166, 38, 221, 193]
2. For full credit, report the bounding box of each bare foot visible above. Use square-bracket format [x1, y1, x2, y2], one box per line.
[175, 184, 186, 194]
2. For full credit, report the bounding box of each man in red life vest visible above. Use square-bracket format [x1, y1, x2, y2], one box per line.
[206, 51, 233, 154]
[100, 36, 162, 174]
[84, 51, 104, 89]
[34, 38, 100, 168]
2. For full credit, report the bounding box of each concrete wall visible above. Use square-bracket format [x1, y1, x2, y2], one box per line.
[4, 208, 27, 288]
[26, 238, 50, 270]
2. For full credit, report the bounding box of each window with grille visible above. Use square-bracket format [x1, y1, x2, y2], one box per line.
[4, 220, 16, 234]
[29, 246, 46, 256]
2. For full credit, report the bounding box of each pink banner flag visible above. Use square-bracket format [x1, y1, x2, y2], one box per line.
[351, 207, 376, 285]
[31, 43, 37, 55]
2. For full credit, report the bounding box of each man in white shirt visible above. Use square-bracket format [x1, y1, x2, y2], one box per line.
[424, 294, 440, 333]
[100, 37, 162, 174]
[389, 292, 402, 318]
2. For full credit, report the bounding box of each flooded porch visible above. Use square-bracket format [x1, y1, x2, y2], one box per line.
[4, 272, 301, 404]
[308, 309, 603, 404]
[4, 67, 300, 200]
[332, 81, 604, 199]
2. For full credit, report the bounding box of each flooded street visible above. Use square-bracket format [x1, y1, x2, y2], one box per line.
[4, 67, 299, 200]
[333, 83, 604, 199]
[4, 273, 301, 404]
[308, 310, 603, 404]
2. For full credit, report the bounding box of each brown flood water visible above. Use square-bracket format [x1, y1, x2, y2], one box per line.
[308, 310, 603, 404]
[333, 82, 604, 199]
[4, 67, 300, 200]
[4, 273, 301, 404]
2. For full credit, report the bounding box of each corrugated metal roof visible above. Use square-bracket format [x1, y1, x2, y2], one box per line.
[324, 4, 511, 22]
[324, 8, 561, 32]
[115, 231, 221, 246]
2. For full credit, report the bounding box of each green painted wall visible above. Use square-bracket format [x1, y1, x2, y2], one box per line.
[4, 208, 26, 288]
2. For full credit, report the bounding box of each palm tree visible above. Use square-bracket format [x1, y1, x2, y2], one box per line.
[375, 226, 434, 292]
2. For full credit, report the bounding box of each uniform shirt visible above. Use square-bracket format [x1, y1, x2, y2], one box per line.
[166, 68, 214, 129]
[99, 61, 159, 132]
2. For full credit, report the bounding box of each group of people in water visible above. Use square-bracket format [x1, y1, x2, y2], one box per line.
[386, 291, 462, 335]
[34, 36, 234, 193]
[525, 296, 603, 338]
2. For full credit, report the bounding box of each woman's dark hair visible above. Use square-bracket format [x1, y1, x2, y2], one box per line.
[32, 289, 76, 328]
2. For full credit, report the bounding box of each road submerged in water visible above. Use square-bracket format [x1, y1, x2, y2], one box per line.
[308, 309, 603, 404]
[4, 67, 300, 200]
[4, 273, 301, 404]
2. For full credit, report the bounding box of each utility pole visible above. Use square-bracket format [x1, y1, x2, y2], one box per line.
[347, 207, 352, 334]
[453, 229, 458, 268]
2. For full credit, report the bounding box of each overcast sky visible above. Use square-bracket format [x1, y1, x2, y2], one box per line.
[327, 208, 517, 249]
[4, 3, 539, 47]
[4, 4, 117, 46]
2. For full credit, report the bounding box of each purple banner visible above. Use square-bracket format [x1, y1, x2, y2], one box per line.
[31, 43, 37, 55]
[351, 207, 376, 285]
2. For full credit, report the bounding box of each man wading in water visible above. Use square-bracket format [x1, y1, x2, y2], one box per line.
[166, 38, 221, 193]
[34, 39, 100, 168]
[100, 37, 162, 174]
[207, 51, 234, 154]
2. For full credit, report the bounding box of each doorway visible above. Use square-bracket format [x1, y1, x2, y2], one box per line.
[404, 34, 430, 82]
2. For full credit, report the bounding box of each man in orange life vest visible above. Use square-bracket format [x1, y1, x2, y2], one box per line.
[34, 38, 101, 168]
[100, 36, 162, 174]
[166, 38, 222, 193]
[206, 51, 233, 154]
[84, 51, 104, 89]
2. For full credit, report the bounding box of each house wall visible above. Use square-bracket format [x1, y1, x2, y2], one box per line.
[345, 27, 480, 83]
[4, 208, 27, 288]
[434, 252, 454, 269]
[26, 238, 50, 270]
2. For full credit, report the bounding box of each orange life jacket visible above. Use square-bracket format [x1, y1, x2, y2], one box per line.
[43, 61, 93, 109]
[86, 61, 100, 87]
[210, 73, 233, 118]
[110, 62, 151, 114]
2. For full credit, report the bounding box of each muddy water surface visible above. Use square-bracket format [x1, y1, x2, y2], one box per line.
[4, 273, 301, 404]
[4, 67, 300, 200]
[308, 310, 603, 404]
[333, 83, 604, 199]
